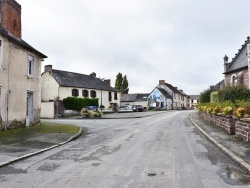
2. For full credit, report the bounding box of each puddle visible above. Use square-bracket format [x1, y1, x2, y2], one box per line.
[219, 165, 250, 185]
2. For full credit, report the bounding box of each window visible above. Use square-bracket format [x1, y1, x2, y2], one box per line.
[114, 92, 117, 100]
[109, 92, 112, 101]
[82, 90, 89, 97]
[232, 75, 237, 86]
[90, 90, 96, 98]
[27, 55, 34, 77]
[72, 89, 79, 97]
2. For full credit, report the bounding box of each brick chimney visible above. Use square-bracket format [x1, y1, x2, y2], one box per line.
[104, 79, 111, 86]
[44, 65, 52, 73]
[159, 80, 165, 85]
[0, 0, 22, 39]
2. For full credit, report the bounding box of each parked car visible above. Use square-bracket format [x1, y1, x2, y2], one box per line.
[132, 105, 143, 112]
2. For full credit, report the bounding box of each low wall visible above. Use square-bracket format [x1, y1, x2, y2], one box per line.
[199, 112, 235, 135]
[199, 112, 250, 141]
[235, 119, 250, 141]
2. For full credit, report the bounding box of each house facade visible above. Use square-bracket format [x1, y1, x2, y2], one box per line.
[120, 93, 149, 108]
[189, 95, 200, 108]
[223, 37, 250, 88]
[147, 87, 172, 110]
[0, 0, 47, 129]
[157, 80, 188, 109]
[41, 65, 120, 117]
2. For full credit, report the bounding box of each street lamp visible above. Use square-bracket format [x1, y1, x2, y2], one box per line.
[100, 78, 105, 111]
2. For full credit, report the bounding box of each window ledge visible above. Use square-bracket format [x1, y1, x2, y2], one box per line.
[27, 74, 34, 79]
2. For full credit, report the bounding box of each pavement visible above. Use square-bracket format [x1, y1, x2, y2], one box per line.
[1, 110, 250, 174]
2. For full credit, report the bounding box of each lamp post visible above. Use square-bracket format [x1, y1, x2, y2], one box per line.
[100, 78, 105, 111]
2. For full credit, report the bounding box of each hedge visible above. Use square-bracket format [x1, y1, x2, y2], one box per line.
[63, 97, 99, 111]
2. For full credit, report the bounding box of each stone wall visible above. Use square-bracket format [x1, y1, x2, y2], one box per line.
[199, 112, 235, 135]
[199, 111, 250, 141]
[235, 119, 250, 141]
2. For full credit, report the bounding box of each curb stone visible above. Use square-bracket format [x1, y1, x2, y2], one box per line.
[189, 113, 250, 174]
[0, 127, 83, 168]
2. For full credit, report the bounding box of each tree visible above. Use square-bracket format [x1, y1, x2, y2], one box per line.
[115, 73, 129, 94]
[200, 88, 214, 103]
[115, 73, 123, 91]
[122, 75, 129, 94]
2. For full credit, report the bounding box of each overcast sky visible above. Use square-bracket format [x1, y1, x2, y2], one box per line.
[18, 0, 250, 95]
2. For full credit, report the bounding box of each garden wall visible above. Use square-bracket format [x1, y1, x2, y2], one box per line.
[199, 111, 250, 141]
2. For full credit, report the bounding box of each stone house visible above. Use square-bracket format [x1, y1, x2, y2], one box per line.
[0, 0, 47, 129]
[223, 36, 250, 88]
[41, 65, 120, 118]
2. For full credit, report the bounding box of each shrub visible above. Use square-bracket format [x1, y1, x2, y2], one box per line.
[63, 97, 99, 111]
[218, 86, 250, 103]
[222, 106, 233, 115]
[200, 89, 215, 103]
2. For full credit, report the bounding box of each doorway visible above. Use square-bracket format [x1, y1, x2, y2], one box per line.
[26, 92, 34, 126]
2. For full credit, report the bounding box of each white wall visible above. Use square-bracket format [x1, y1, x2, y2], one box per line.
[41, 72, 59, 101]
[41, 102, 54, 118]
[0, 36, 43, 126]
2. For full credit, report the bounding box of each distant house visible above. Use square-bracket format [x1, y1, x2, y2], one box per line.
[41, 65, 120, 118]
[0, 0, 47, 128]
[157, 80, 189, 109]
[148, 87, 172, 110]
[189, 95, 200, 108]
[120, 93, 149, 108]
[223, 36, 250, 88]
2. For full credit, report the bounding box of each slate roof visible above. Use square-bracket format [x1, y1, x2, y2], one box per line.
[157, 87, 172, 99]
[120, 93, 149, 102]
[165, 83, 181, 94]
[210, 80, 225, 90]
[189, 95, 200, 100]
[223, 37, 250, 74]
[0, 28, 47, 58]
[50, 69, 119, 92]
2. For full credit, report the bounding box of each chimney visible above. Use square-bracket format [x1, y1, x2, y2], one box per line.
[0, 0, 22, 39]
[44, 65, 52, 73]
[159, 80, 165, 85]
[104, 79, 110, 86]
[90, 72, 96, 78]
[223, 55, 230, 72]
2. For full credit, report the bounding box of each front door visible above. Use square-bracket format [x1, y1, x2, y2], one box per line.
[26, 92, 34, 126]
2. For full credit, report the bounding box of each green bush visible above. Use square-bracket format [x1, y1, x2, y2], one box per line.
[218, 86, 250, 103]
[200, 89, 215, 103]
[63, 97, 99, 111]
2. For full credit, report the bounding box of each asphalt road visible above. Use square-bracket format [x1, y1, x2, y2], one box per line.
[0, 111, 250, 188]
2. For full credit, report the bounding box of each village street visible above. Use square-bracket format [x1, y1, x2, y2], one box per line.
[0, 111, 249, 188]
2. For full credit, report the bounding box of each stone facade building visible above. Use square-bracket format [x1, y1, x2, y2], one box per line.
[223, 37, 250, 88]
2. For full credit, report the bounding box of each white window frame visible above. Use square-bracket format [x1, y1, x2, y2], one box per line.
[27, 55, 34, 78]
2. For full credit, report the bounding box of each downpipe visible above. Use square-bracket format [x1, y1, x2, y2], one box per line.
[5, 89, 10, 131]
